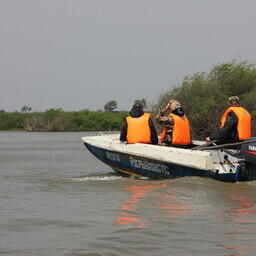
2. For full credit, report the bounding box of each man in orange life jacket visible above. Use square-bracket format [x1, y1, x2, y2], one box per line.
[205, 96, 251, 144]
[120, 103, 158, 145]
[156, 99, 191, 147]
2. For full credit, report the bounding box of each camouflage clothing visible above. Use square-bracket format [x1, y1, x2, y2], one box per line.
[156, 112, 174, 144]
[156, 100, 185, 145]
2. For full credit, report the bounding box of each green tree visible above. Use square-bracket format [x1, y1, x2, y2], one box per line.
[21, 105, 32, 113]
[104, 100, 117, 112]
[153, 61, 256, 139]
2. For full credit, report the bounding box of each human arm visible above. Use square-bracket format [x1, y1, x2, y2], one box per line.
[209, 112, 238, 141]
[156, 108, 174, 144]
[156, 102, 175, 124]
[156, 102, 171, 122]
[120, 119, 128, 142]
[149, 117, 158, 145]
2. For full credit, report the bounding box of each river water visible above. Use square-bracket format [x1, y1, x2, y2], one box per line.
[0, 132, 256, 256]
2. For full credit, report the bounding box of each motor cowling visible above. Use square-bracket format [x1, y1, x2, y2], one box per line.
[240, 137, 256, 165]
[239, 137, 256, 181]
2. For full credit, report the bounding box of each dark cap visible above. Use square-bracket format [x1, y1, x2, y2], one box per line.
[132, 103, 143, 110]
[130, 103, 144, 117]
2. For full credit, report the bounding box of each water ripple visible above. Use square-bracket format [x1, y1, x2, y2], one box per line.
[66, 176, 124, 182]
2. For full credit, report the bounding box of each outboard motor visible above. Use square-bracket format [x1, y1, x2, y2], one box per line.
[239, 137, 256, 180]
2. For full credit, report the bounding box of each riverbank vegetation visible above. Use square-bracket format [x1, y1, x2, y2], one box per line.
[153, 61, 256, 139]
[0, 109, 128, 131]
[1, 62, 256, 136]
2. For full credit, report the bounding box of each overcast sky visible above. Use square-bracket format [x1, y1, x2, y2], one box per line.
[0, 0, 256, 111]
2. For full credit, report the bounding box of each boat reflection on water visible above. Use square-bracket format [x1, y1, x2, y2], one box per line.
[155, 190, 193, 219]
[114, 182, 166, 228]
[113, 179, 256, 255]
[227, 194, 256, 224]
[220, 192, 256, 256]
[114, 181, 193, 228]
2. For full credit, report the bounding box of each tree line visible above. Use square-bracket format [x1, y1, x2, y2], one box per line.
[1, 62, 256, 136]
[0, 109, 128, 131]
[0, 98, 148, 132]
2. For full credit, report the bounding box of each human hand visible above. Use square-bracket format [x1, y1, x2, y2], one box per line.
[205, 137, 211, 142]
[161, 103, 171, 113]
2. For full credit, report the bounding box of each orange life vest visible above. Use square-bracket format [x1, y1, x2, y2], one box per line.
[220, 106, 251, 140]
[126, 113, 151, 144]
[160, 114, 191, 145]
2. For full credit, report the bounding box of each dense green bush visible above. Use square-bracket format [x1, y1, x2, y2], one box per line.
[0, 109, 128, 131]
[0, 111, 25, 130]
[153, 62, 256, 139]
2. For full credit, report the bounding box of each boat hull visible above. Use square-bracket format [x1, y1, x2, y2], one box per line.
[84, 142, 240, 182]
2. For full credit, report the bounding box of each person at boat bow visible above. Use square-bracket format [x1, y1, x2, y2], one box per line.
[156, 99, 191, 147]
[205, 96, 251, 144]
[120, 103, 158, 144]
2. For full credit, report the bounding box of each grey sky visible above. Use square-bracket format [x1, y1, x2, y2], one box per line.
[0, 0, 256, 111]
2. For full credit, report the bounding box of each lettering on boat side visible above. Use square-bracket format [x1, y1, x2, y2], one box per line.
[129, 156, 169, 175]
[248, 145, 256, 151]
[105, 151, 121, 162]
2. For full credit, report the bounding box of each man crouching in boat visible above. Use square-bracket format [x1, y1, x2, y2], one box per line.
[156, 99, 191, 148]
[205, 96, 251, 144]
[120, 103, 158, 145]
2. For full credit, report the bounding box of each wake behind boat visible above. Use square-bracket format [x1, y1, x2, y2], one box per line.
[82, 134, 256, 182]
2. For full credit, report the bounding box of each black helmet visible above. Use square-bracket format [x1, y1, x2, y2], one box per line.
[132, 103, 143, 110]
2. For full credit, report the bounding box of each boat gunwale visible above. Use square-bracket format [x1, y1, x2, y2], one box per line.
[82, 135, 216, 171]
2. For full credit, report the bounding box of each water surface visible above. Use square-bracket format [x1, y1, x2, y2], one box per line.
[0, 132, 256, 256]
